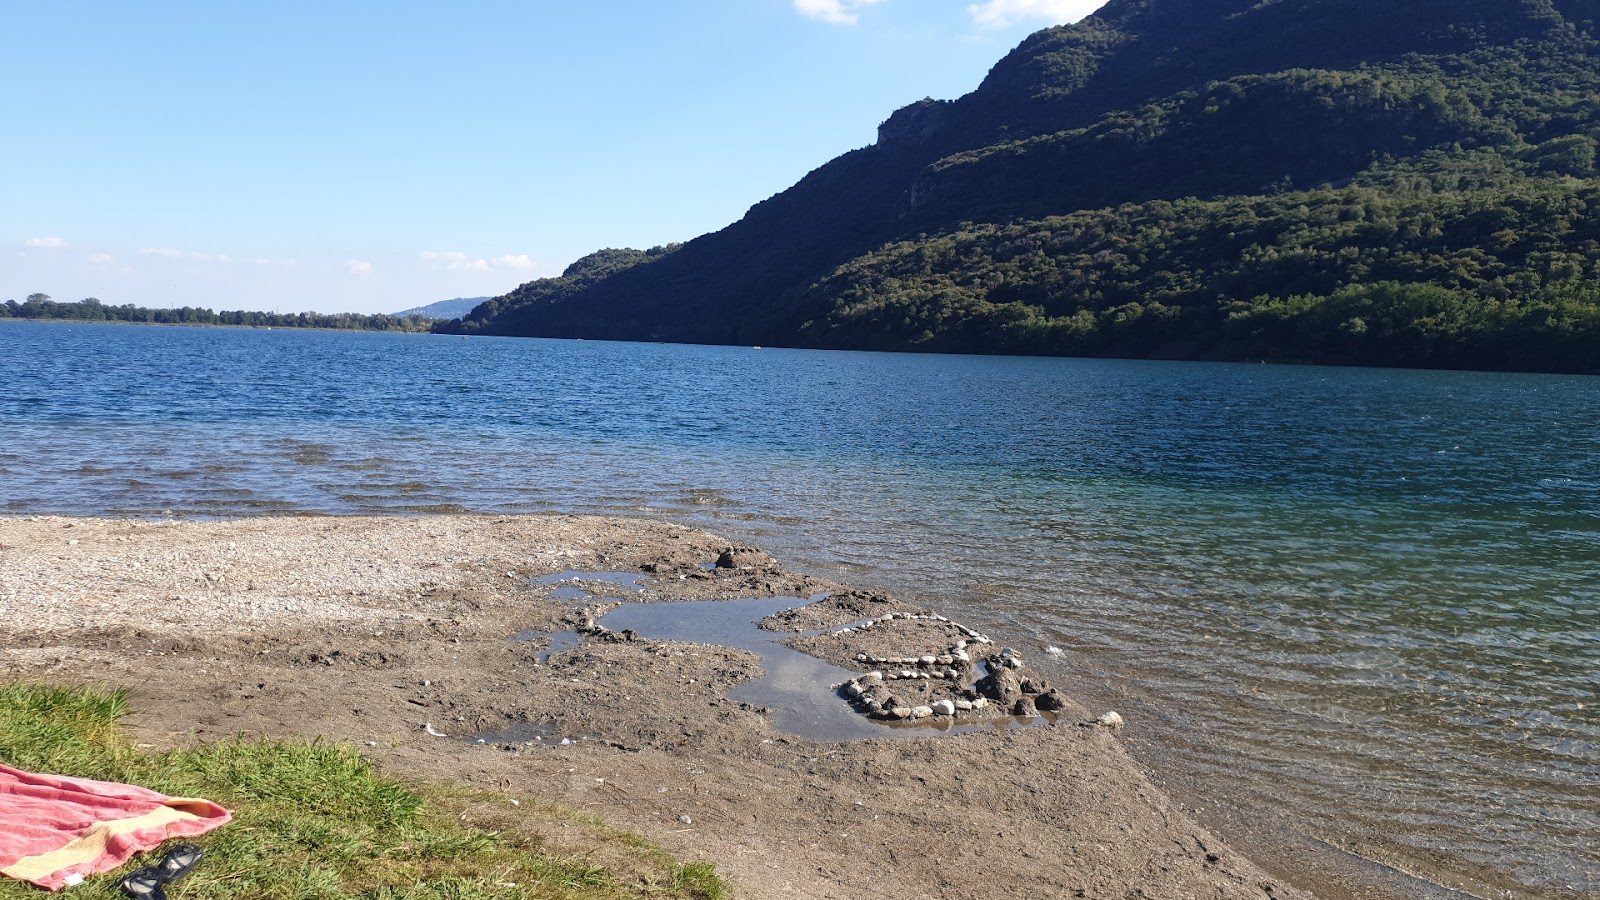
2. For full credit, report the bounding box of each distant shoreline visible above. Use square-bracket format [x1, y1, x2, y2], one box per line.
[0, 316, 439, 334]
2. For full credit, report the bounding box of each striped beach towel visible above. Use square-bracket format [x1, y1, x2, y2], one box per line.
[0, 764, 231, 891]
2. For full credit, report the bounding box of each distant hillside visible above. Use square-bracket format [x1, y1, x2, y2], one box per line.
[394, 297, 489, 319]
[445, 0, 1600, 373]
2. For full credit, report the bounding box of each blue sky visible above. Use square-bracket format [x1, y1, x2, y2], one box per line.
[5, 0, 1104, 315]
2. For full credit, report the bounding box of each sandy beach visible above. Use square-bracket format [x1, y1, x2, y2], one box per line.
[2, 513, 1318, 899]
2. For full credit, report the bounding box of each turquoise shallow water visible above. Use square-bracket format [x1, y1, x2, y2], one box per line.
[2, 320, 1596, 895]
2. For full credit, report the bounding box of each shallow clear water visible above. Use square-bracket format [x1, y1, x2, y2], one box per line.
[2, 320, 1596, 896]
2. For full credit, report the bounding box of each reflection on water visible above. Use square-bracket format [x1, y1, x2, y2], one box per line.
[2, 321, 1596, 897]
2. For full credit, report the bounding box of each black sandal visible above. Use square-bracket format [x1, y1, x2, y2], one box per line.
[119, 843, 203, 899]
[156, 843, 203, 884]
[119, 868, 166, 900]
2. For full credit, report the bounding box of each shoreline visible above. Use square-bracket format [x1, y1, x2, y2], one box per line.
[0, 513, 1435, 898]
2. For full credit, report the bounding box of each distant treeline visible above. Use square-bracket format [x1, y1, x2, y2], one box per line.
[1, 295, 436, 332]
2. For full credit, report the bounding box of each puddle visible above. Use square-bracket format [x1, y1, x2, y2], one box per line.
[600, 595, 887, 741]
[465, 720, 588, 747]
[512, 629, 585, 664]
[532, 570, 651, 599]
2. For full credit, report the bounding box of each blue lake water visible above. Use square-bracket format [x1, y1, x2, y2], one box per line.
[1, 320, 1596, 896]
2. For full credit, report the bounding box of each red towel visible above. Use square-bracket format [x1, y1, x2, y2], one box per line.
[0, 763, 231, 891]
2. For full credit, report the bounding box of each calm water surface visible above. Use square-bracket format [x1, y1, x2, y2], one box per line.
[2, 321, 1595, 897]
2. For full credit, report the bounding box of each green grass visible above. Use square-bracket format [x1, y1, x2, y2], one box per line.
[0, 684, 725, 900]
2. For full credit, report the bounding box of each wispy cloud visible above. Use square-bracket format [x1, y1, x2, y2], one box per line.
[24, 236, 67, 250]
[345, 259, 374, 276]
[968, 0, 1103, 29]
[491, 254, 538, 270]
[421, 250, 490, 273]
[88, 253, 115, 265]
[794, 0, 884, 25]
[137, 246, 289, 266]
[422, 250, 538, 273]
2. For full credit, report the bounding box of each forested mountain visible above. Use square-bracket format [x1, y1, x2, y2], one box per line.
[444, 0, 1600, 373]
[392, 296, 490, 319]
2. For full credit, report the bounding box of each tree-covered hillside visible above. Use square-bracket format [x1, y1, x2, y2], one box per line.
[444, 0, 1600, 373]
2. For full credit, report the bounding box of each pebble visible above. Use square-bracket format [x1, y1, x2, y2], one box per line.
[679, 814, 693, 825]
[1097, 711, 1125, 729]
[910, 705, 934, 720]
[890, 707, 913, 720]
[954, 699, 973, 711]
[931, 699, 956, 716]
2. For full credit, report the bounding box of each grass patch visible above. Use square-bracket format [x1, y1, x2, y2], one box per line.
[0, 684, 725, 900]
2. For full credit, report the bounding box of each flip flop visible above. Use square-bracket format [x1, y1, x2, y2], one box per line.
[119, 867, 166, 900]
[156, 843, 203, 884]
[120, 843, 203, 899]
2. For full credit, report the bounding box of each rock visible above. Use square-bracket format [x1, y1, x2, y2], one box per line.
[920, 655, 937, 665]
[715, 546, 769, 568]
[1097, 711, 1125, 729]
[931, 699, 956, 716]
[975, 664, 1023, 704]
[890, 706, 913, 720]
[1020, 678, 1045, 694]
[1036, 689, 1067, 711]
[972, 697, 989, 709]
[844, 682, 863, 699]
[937, 655, 953, 666]
[678, 814, 693, 825]
[953, 650, 970, 662]
[910, 705, 934, 720]
[1013, 696, 1039, 717]
[954, 699, 973, 711]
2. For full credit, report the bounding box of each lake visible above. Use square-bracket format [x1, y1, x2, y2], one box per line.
[1, 320, 1595, 897]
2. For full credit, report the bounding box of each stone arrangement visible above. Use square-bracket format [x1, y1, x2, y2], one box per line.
[829, 612, 1071, 723]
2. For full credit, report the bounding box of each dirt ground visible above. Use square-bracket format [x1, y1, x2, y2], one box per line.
[1, 514, 1312, 899]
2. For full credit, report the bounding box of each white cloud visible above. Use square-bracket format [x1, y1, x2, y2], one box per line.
[346, 259, 374, 276]
[491, 254, 538, 270]
[138, 247, 184, 258]
[88, 253, 114, 265]
[24, 236, 67, 250]
[794, 0, 884, 25]
[421, 250, 491, 273]
[968, 0, 1104, 29]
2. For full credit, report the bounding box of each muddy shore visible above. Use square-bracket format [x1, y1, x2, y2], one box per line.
[1, 513, 1316, 898]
